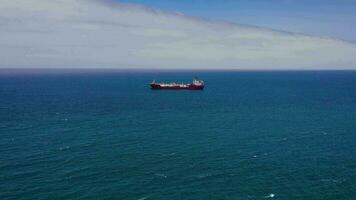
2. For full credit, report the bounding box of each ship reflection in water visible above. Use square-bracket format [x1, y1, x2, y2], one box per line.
[150, 78, 204, 90]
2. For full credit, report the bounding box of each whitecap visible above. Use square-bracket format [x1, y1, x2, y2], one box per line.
[59, 146, 70, 151]
[138, 196, 150, 200]
[197, 173, 213, 179]
[155, 173, 167, 178]
[265, 193, 275, 198]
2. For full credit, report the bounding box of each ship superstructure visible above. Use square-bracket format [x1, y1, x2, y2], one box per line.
[150, 78, 204, 90]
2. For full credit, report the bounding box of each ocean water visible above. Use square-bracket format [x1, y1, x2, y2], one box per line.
[1, 70, 356, 200]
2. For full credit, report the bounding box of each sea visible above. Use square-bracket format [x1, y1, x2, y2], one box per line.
[0, 70, 355, 200]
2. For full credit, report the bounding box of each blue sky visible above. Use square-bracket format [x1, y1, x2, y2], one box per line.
[117, 0, 356, 42]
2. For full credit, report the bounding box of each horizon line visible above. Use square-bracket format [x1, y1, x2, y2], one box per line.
[1, 67, 356, 74]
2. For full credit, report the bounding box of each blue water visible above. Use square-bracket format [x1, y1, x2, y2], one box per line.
[1, 70, 356, 200]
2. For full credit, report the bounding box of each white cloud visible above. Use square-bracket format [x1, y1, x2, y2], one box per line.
[0, 0, 356, 69]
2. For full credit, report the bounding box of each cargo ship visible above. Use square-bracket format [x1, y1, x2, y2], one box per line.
[150, 78, 204, 90]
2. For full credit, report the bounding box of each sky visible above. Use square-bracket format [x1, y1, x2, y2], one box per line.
[0, 0, 356, 70]
[117, 0, 356, 42]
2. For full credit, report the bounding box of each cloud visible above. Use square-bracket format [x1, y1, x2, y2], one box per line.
[0, 0, 356, 69]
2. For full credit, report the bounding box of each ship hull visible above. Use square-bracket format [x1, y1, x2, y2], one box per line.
[150, 83, 204, 90]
